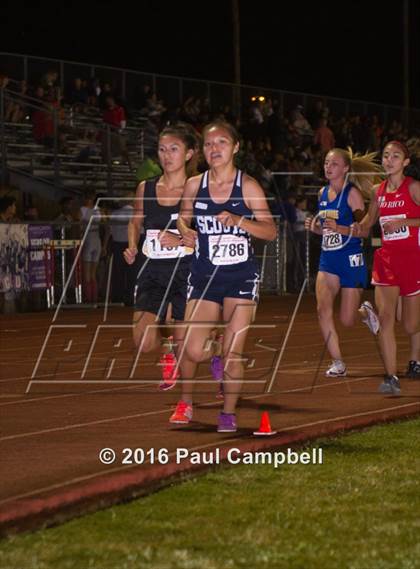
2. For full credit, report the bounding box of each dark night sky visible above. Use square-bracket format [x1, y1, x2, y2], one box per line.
[3, 0, 419, 108]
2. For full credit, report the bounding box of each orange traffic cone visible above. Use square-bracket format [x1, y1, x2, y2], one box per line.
[253, 411, 277, 436]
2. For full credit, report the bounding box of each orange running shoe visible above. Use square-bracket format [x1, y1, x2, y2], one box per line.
[169, 400, 193, 424]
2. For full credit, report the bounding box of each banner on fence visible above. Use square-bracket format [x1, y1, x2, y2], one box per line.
[0, 223, 29, 293]
[28, 225, 53, 290]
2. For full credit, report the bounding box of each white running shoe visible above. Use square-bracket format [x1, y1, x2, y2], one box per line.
[360, 301, 380, 335]
[325, 360, 347, 377]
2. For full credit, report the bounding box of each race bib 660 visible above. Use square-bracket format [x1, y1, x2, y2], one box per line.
[380, 214, 409, 241]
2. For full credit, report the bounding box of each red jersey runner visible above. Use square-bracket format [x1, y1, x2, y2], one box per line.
[372, 176, 420, 296]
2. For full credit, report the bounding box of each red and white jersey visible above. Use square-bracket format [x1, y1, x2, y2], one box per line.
[377, 176, 420, 251]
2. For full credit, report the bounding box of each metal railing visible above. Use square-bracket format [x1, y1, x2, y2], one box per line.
[0, 88, 144, 194]
[1, 52, 419, 128]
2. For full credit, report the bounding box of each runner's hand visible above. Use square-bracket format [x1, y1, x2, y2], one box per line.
[180, 228, 197, 248]
[158, 230, 181, 248]
[305, 216, 314, 231]
[383, 218, 404, 233]
[323, 219, 337, 231]
[216, 211, 241, 227]
[124, 247, 138, 265]
[350, 222, 361, 237]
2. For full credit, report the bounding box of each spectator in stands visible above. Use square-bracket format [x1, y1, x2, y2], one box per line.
[5, 80, 28, 123]
[248, 100, 265, 142]
[103, 95, 126, 130]
[314, 118, 335, 153]
[271, 190, 297, 224]
[307, 99, 327, 129]
[268, 151, 289, 198]
[291, 105, 313, 144]
[334, 116, 352, 148]
[0, 196, 18, 222]
[142, 114, 161, 155]
[98, 83, 115, 110]
[371, 115, 384, 150]
[66, 77, 89, 107]
[23, 207, 39, 221]
[54, 197, 80, 240]
[181, 96, 200, 124]
[87, 78, 101, 106]
[137, 84, 152, 110]
[387, 119, 404, 142]
[351, 115, 366, 152]
[141, 92, 167, 119]
[266, 105, 289, 153]
[102, 95, 129, 166]
[41, 69, 60, 100]
[31, 86, 56, 147]
[299, 142, 314, 165]
[0, 75, 10, 90]
[80, 191, 102, 305]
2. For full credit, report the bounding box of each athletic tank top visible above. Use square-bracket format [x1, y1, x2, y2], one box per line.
[142, 177, 192, 265]
[318, 183, 362, 253]
[192, 169, 258, 275]
[376, 176, 420, 251]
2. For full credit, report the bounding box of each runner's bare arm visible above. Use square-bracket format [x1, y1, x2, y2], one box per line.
[384, 180, 420, 231]
[403, 179, 420, 227]
[216, 175, 277, 241]
[177, 175, 200, 247]
[324, 187, 365, 235]
[305, 188, 323, 235]
[351, 184, 380, 237]
[124, 181, 145, 264]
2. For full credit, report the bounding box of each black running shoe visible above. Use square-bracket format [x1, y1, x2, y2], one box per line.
[379, 375, 401, 395]
[406, 360, 420, 379]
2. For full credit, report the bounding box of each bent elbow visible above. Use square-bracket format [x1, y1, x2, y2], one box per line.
[268, 227, 277, 241]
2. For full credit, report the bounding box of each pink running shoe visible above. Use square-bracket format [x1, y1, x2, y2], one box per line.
[159, 352, 179, 391]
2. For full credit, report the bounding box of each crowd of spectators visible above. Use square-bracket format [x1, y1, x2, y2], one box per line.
[2, 67, 420, 220]
[2, 69, 419, 185]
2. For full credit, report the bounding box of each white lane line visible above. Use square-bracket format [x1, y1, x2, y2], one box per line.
[0, 337, 400, 384]
[2, 374, 417, 441]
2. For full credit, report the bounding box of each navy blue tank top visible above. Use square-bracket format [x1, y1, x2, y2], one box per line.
[192, 169, 258, 276]
[318, 183, 363, 254]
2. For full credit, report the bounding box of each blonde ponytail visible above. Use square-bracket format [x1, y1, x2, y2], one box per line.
[330, 147, 383, 201]
[346, 148, 383, 201]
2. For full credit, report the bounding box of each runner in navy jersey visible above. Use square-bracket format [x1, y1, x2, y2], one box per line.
[169, 121, 276, 432]
[124, 123, 199, 390]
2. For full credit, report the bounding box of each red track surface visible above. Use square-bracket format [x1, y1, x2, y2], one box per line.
[1, 295, 419, 536]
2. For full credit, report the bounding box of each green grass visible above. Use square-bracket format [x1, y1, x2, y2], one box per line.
[1, 418, 420, 569]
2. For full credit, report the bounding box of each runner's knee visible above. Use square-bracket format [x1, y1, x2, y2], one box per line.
[402, 320, 419, 336]
[340, 314, 356, 327]
[185, 342, 211, 363]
